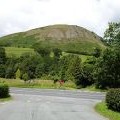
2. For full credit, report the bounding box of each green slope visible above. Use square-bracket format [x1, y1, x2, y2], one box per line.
[0, 24, 106, 54]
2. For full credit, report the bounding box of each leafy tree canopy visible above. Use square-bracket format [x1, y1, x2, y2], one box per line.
[104, 22, 120, 46]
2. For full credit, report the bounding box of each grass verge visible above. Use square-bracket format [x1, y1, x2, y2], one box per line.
[0, 78, 76, 90]
[0, 96, 12, 102]
[95, 102, 120, 120]
[81, 85, 107, 92]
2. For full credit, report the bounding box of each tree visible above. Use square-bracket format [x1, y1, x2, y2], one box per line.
[53, 48, 62, 58]
[59, 54, 77, 81]
[93, 47, 101, 58]
[0, 65, 5, 78]
[94, 48, 120, 89]
[104, 22, 120, 46]
[81, 62, 95, 87]
[0, 47, 6, 78]
[35, 63, 46, 78]
[5, 56, 18, 78]
[20, 54, 43, 80]
[0, 47, 6, 65]
[34, 47, 50, 57]
[67, 55, 83, 87]
[15, 69, 21, 79]
[22, 73, 29, 83]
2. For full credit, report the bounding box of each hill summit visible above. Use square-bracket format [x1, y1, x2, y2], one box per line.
[0, 24, 105, 54]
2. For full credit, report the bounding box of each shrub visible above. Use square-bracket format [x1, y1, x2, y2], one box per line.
[106, 88, 120, 112]
[0, 84, 9, 98]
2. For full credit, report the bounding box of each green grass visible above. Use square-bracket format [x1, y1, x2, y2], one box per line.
[5, 47, 35, 57]
[95, 102, 120, 120]
[80, 55, 92, 62]
[0, 96, 12, 102]
[81, 85, 107, 92]
[62, 52, 91, 62]
[0, 78, 76, 90]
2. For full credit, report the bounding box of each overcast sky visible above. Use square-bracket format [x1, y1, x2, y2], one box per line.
[0, 0, 120, 37]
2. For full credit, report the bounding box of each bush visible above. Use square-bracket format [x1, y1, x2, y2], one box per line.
[0, 84, 9, 98]
[106, 89, 120, 112]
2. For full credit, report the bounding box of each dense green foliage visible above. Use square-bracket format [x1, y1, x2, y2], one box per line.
[34, 47, 50, 57]
[106, 89, 120, 112]
[5, 56, 19, 79]
[0, 47, 6, 78]
[52, 48, 62, 58]
[81, 62, 94, 87]
[93, 22, 120, 89]
[66, 55, 82, 86]
[93, 47, 102, 58]
[0, 65, 5, 78]
[19, 53, 42, 80]
[104, 22, 120, 46]
[0, 84, 9, 98]
[0, 47, 6, 64]
[94, 47, 120, 89]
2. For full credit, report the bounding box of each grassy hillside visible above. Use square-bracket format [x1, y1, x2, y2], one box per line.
[0, 24, 106, 54]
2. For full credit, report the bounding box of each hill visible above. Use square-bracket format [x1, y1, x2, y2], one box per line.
[0, 24, 106, 54]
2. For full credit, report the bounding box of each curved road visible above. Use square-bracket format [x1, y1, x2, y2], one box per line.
[0, 88, 107, 120]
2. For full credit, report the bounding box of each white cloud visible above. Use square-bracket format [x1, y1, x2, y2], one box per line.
[0, 0, 120, 37]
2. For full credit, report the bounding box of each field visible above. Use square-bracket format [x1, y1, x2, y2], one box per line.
[5, 47, 35, 57]
[0, 78, 76, 90]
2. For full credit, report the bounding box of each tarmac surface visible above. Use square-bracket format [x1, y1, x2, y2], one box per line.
[0, 88, 107, 120]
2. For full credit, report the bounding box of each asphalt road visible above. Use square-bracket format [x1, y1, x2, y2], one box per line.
[10, 88, 106, 100]
[0, 88, 107, 120]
